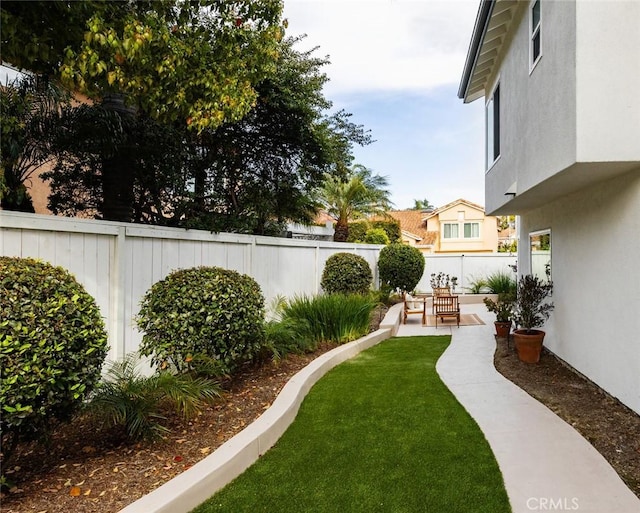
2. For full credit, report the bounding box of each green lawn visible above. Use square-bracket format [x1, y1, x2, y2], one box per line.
[192, 336, 511, 513]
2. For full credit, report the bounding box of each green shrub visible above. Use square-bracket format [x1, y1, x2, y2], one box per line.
[281, 294, 376, 345]
[466, 275, 489, 294]
[486, 271, 517, 295]
[0, 257, 108, 456]
[87, 354, 221, 440]
[378, 243, 425, 292]
[364, 228, 390, 245]
[372, 219, 401, 243]
[321, 252, 373, 295]
[137, 266, 265, 375]
[260, 297, 313, 362]
[346, 221, 370, 243]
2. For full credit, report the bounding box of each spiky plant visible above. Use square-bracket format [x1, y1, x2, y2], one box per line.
[87, 354, 221, 440]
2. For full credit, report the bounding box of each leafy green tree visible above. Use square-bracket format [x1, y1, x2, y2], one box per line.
[1, 0, 284, 132]
[1, 0, 284, 221]
[178, 37, 370, 234]
[318, 164, 392, 242]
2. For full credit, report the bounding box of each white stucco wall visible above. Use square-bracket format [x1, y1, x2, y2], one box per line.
[518, 170, 640, 414]
[485, 0, 577, 213]
[576, 1, 640, 163]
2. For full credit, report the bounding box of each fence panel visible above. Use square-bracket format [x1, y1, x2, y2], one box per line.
[417, 254, 517, 293]
[2, 211, 519, 361]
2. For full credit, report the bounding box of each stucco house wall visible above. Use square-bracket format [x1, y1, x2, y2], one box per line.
[425, 201, 498, 253]
[484, 0, 577, 213]
[518, 171, 640, 414]
[459, 0, 640, 414]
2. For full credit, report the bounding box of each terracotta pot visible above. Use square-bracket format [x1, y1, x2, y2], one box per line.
[513, 329, 546, 363]
[494, 321, 512, 338]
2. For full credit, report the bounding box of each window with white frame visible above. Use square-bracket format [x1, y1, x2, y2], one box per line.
[530, 0, 541, 68]
[443, 222, 480, 239]
[443, 223, 459, 239]
[486, 82, 500, 168]
[464, 223, 480, 238]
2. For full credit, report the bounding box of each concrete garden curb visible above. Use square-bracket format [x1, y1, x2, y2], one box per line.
[119, 324, 396, 513]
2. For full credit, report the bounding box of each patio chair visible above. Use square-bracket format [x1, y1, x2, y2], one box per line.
[431, 286, 451, 314]
[403, 293, 426, 325]
[434, 295, 460, 328]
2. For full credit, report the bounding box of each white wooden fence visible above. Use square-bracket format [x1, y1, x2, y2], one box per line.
[1, 211, 516, 363]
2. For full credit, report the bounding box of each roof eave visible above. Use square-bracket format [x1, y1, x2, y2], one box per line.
[458, 0, 495, 102]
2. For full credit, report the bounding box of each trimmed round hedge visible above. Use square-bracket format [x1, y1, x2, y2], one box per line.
[137, 266, 265, 374]
[378, 243, 425, 292]
[321, 252, 373, 295]
[0, 257, 108, 444]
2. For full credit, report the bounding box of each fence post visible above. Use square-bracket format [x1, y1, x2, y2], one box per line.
[110, 226, 127, 361]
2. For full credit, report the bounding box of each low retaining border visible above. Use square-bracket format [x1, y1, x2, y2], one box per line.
[119, 327, 394, 513]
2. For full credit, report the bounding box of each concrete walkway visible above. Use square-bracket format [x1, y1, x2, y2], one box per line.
[397, 303, 640, 513]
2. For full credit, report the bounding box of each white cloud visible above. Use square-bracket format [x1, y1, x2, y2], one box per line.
[283, 0, 480, 96]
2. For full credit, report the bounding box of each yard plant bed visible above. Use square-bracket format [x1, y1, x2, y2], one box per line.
[494, 337, 640, 499]
[1, 343, 340, 513]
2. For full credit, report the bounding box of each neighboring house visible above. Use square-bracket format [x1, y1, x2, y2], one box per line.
[424, 198, 498, 253]
[459, 0, 640, 414]
[385, 210, 437, 253]
[386, 199, 499, 254]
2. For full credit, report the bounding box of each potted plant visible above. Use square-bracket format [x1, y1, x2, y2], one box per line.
[512, 274, 554, 363]
[483, 292, 514, 338]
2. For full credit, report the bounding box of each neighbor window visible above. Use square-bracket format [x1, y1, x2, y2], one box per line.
[464, 223, 480, 239]
[486, 83, 500, 168]
[443, 223, 459, 239]
[530, 0, 541, 68]
[443, 222, 480, 239]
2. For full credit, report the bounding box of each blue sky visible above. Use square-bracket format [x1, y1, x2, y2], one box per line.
[283, 0, 485, 210]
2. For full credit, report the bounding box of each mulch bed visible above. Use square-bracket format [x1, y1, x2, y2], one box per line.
[493, 336, 640, 499]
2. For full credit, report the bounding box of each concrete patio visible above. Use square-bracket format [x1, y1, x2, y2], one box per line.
[398, 302, 640, 513]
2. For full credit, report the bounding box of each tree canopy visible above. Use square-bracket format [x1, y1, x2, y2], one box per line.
[1, 0, 285, 132]
[1, 2, 375, 233]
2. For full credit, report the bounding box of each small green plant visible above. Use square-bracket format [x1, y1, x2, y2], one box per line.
[483, 292, 515, 322]
[513, 275, 554, 332]
[88, 354, 221, 440]
[486, 270, 517, 295]
[137, 266, 265, 375]
[0, 257, 108, 464]
[466, 275, 489, 294]
[261, 296, 312, 362]
[281, 294, 376, 345]
[378, 243, 425, 293]
[363, 228, 390, 245]
[430, 272, 458, 292]
[321, 252, 373, 295]
[346, 220, 370, 242]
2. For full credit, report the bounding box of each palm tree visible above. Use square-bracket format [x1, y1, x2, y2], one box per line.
[412, 198, 434, 211]
[318, 164, 392, 242]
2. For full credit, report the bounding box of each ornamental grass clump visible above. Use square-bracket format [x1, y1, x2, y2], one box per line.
[0, 257, 108, 463]
[486, 270, 517, 295]
[281, 294, 376, 346]
[137, 266, 265, 375]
